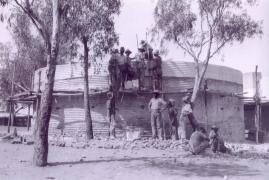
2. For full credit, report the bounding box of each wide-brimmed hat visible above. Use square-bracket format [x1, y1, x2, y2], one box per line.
[114, 48, 119, 54]
[153, 50, 160, 56]
[211, 125, 219, 130]
[182, 96, 190, 103]
[153, 90, 161, 94]
[125, 49, 132, 54]
[140, 40, 146, 45]
[138, 47, 145, 52]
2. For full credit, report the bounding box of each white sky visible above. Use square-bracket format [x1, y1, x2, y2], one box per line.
[114, 0, 269, 75]
[0, 0, 268, 96]
[114, 0, 269, 98]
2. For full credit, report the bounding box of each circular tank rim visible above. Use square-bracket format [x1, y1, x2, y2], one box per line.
[34, 60, 243, 85]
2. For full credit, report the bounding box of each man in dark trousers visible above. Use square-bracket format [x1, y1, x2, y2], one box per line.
[108, 49, 119, 90]
[124, 49, 135, 81]
[106, 86, 116, 139]
[136, 47, 146, 91]
[152, 50, 162, 90]
[209, 126, 230, 153]
[189, 127, 210, 155]
[118, 47, 127, 89]
[167, 98, 179, 140]
[148, 90, 166, 139]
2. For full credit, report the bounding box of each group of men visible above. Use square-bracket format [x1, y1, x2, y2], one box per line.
[106, 85, 229, 154]
[106, 41, 228, 155]
[147, 90, 229, 155]
[148, 90, 196, 141]
[108, 40, 163, 91]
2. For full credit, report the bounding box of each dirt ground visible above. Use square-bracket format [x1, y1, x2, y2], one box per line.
[1, 140, 269, 180]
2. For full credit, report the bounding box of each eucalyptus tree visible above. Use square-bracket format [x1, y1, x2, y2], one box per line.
[65, 0, 121, 140]
[152, 0, 262, 104]
[0, 0, 69, 166]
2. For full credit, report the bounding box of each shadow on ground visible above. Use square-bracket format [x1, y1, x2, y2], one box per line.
[146, 159, 259, 177]
[49, 156, 260, 178]
[48, 157, 151, 166]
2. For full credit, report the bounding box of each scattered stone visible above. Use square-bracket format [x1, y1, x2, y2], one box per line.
[11, 137, 22, 144]
[22, 136, 34, 145]
[46, 177, 56, 180]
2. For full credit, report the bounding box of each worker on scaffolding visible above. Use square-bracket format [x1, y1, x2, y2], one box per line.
[125, 49, 136, 81]
[106, 85, 116, 139]
[136, 47, 146, 91]
[118, 47, 127, 90]
[108, 49, 120, 91]
[152, 50, 162, 90]
[140, 40, 153, 60]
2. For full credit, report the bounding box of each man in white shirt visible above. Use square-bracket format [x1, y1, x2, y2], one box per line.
[179, 95, 197, 140]
[148, 90, 167, 139]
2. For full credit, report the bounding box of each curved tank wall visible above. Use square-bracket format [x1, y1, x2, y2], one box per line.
[33, 61, 244, 142]
[34, 61, 242, 93]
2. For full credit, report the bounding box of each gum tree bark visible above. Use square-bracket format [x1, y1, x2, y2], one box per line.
[33, 0, 60, 166]
[82, 36, 94, 140]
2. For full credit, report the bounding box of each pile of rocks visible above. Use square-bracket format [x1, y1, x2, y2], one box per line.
[0, 132, 34, 145]
[49, 134, 189, 151]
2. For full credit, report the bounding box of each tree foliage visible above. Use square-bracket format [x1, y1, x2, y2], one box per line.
[152, 0, 262, 103]
[65, 0, 121, 57]
[64, 0, 121, 139]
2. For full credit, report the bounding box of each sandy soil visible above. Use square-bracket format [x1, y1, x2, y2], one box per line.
[1, 140, 269, 180]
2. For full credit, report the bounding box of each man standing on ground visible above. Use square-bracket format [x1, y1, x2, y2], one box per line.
[179, 95, 198, 140]
[167, 99, 179, 140]
[189, 127, 210, 155]
[107, 86, 116, 139]
[148, 90, 166, 139]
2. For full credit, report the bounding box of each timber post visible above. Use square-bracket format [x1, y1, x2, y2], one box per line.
[254, 65, 261, 144]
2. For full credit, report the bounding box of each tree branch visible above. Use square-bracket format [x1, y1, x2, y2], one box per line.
[14, 0, 50, 45]
[176, 41, 197, 60]
[209, 41, 226, 59]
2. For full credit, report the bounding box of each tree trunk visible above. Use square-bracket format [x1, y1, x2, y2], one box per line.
[191, 63, 209, 104]
[33, 0, 60, 167]
[82, 36, 94, 140]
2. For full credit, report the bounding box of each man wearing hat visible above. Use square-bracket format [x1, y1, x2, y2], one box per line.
[122, 49, 135, 83]
[148, 90, 167, 139]
[118, 47, 127, 89]
[108, 48, 120, 90]
[106, 85, 116, 139]
[209, 126, 229, 153]
[189, 127, 210, 155]
[178, 95, 197, 140]
[135, 47, 146, 90]
[152, 50, 162, 90]
[167, 98, 179, 140]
